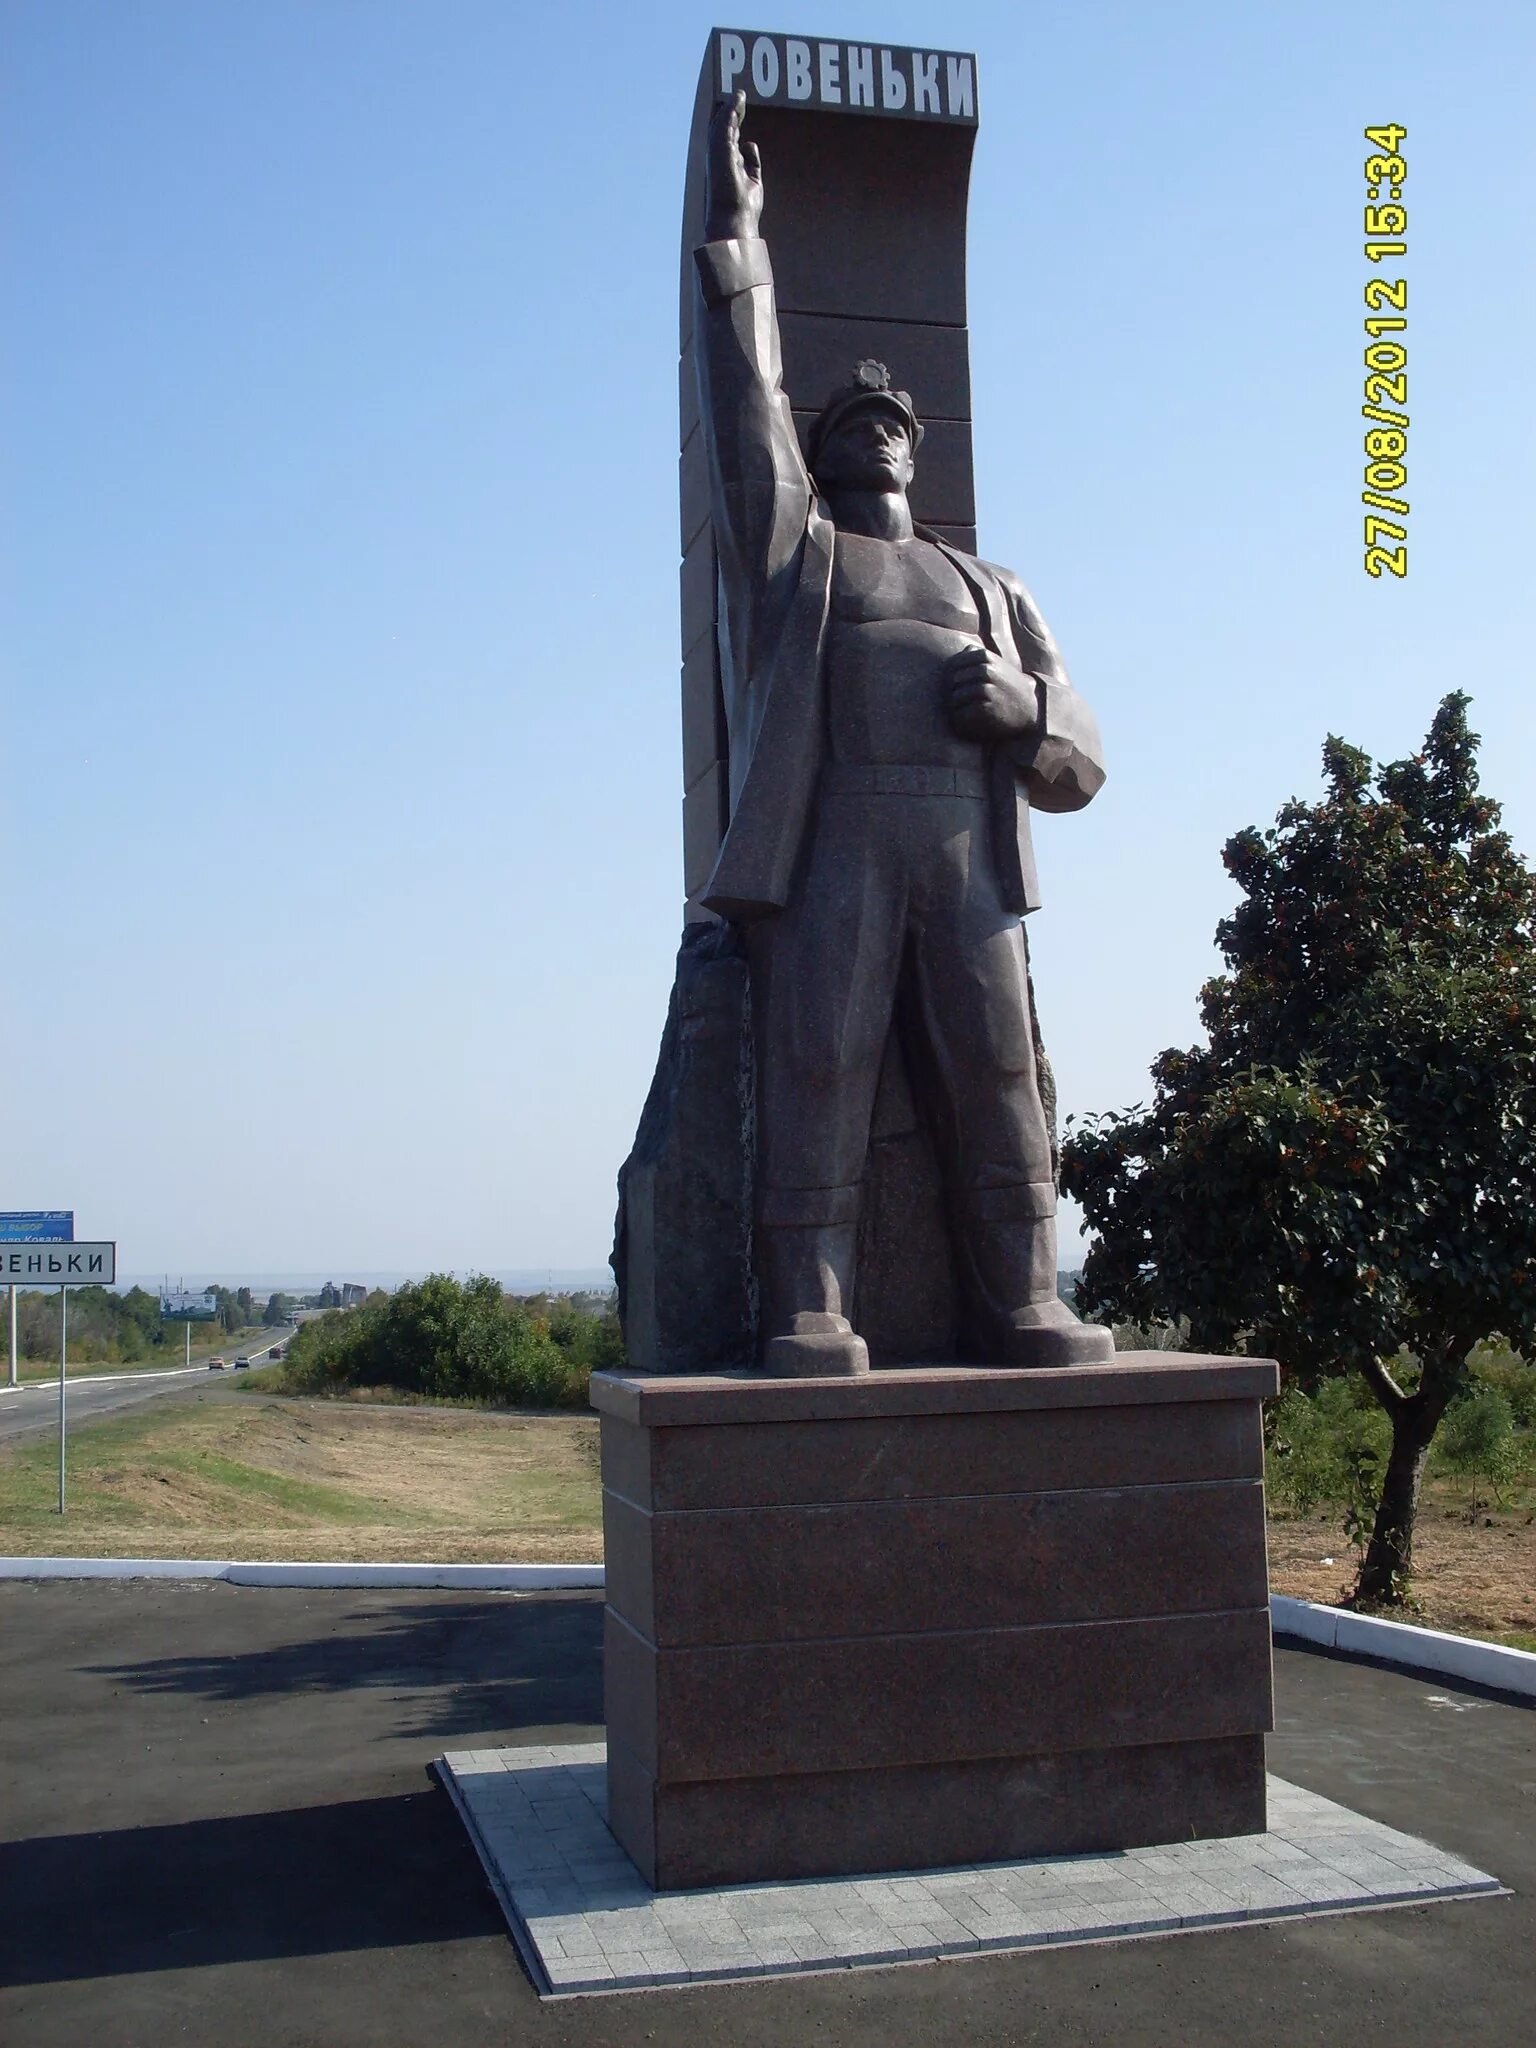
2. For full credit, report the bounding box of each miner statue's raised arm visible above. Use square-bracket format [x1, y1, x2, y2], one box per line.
[690, 93, 1112, 1376]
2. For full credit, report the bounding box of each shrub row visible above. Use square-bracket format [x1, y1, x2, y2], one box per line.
[1266, 1343, 1534, 1522]
[276, 1274, 624, 1409]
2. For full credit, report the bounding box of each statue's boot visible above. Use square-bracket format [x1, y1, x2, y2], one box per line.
[756, 1217, 870, 1377]
[961, 1184, 1114, 1368]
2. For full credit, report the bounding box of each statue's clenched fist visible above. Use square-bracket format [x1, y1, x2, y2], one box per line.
[704, 90, 764, 244]
[943, 645, 1042, 744]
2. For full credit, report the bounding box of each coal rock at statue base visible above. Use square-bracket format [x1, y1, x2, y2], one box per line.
[613, 922, 755, 1374]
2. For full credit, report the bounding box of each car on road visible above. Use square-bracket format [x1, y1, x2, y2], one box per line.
[233, 1356, 251, 1370]
[268, 1346, 285, 1361]
[207, 1357, 227, 1371]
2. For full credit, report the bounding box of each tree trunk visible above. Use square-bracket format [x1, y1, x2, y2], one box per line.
[1354, 1404, 1436, 1605]
[1353, 1348, 1464, 1608]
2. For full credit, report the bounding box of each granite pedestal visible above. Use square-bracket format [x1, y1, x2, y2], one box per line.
[592, 1355, 1279, 1891]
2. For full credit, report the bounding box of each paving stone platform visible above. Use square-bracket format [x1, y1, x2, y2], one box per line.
[437, 1742, 1506, 1998]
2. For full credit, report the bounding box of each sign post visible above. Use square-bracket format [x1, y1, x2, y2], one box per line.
[59, 1287, 68, 1513]
[41, 1245, 117, 1515]
[0, 1230, 114, 1513]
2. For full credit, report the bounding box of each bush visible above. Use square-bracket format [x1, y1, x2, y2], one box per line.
[274, 1275, 621, 1409]
[1468, 1338, 1536, 1428]
[1265, 1377, 1391, 1519]
[1433, 1386, 1526, 1517]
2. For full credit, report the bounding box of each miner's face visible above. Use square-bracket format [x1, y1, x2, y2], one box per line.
[815, 405, 915, 493]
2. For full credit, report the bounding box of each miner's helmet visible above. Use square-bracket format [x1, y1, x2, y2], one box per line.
[806, 359, 924, 477]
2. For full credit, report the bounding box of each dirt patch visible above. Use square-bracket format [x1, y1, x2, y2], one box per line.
[197, 1400, 600, 1516]
[1269, 1493, 1536, 1643]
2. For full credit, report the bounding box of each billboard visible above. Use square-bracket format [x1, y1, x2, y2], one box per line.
[160, 1289, 219, 1321]
[0, 1211, 74, 1243]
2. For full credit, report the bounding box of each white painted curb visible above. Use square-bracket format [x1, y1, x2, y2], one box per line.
[0, 1557, 605, 1589]
[1271, 1592, 1536, 1699]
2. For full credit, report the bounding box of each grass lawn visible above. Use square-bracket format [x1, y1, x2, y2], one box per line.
[0, 1392, 602, 1562]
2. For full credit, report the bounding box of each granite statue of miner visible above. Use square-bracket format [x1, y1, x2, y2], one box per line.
[695, 94, 1112, 1376]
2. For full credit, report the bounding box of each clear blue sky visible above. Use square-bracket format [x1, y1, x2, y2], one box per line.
[4, 1, 1532, 1276]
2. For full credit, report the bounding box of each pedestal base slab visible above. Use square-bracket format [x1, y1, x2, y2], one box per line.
[608, 1732, 1266, 1893]
[436, 1743, 1507, 1999]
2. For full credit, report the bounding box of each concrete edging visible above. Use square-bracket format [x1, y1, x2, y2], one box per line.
[0, 1557, 604, 1590]
[1270, 1591, 1536, 1699]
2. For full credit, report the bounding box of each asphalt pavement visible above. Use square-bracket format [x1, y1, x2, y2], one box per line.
[0, 1344, 285, 1445]
[0, 1581, 1529, 2048]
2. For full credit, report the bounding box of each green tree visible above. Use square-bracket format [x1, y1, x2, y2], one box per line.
[12, 1281, 182, 1362]
[120, 1287, 165, 1340]
[1062, 696, 1536, 1607]
[205, 1285, 242, 1335]
[1434, 1387, 1524, 1521]
[262, 1291, 292, 1327]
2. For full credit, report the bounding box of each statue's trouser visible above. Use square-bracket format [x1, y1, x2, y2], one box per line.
[747, 781, 1112, 1371]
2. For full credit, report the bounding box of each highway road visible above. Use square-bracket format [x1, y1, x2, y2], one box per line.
[0, 1341, 289, 1446]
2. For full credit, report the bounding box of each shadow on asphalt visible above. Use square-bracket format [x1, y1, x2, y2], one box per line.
[82, 1594, 603, 1740]
[0, 1789, 505, 1987]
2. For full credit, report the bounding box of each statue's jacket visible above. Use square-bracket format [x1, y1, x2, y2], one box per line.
[694, 236, 1106, 925]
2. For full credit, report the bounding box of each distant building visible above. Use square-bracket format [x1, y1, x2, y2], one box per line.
[340, 1283, 367, 1307]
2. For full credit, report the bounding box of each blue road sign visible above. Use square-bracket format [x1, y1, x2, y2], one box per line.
[0, 1212, 74, 1244]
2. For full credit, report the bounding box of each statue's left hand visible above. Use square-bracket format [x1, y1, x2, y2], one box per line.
[705, 90, 765, 244]
[943, 647, 1041, 743]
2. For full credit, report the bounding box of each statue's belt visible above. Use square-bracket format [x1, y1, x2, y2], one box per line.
[820, 763, 989, 799]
